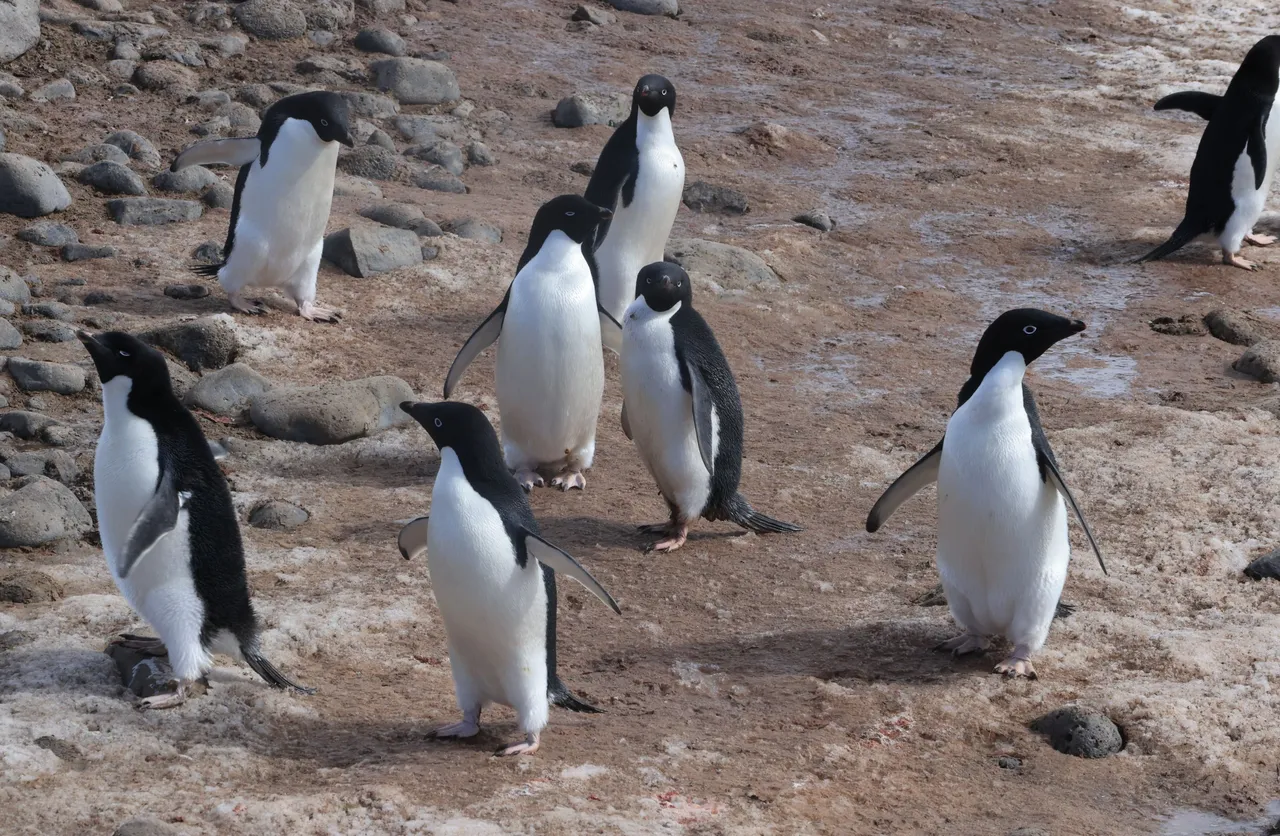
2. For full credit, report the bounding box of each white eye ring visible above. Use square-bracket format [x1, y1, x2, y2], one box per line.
[321, 119, 329, 126]
[1023, 325, 1037, 335]
[119, 350, 130, 357]
[645, 277, 652, 284]
[434, 418, 442, 428]
[662, 89, 668, 95]
[565, 211, 575, 217]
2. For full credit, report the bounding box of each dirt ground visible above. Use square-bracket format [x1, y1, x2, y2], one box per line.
[4, 0, 1280, 833]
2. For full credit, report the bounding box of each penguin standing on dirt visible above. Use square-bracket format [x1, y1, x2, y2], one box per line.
[171, 91, 354, 320]
[79, 330, 313, 708]
[443, 195, 621, 491]
[1138, 35, 1280, 270]
[398, 401, 621, 756]
[619, 263, 800, 552]
[586, 74, 686, 322]
[865, 309, 1108, 679]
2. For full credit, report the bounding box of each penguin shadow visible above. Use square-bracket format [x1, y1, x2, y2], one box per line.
[268, 447, 439, 488]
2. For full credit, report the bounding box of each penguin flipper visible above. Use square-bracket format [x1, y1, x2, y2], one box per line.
[397, 515, 429, 560]
[1153, 91, 1222, 121]
[523, 531, 621, 615]
[1248, 106, 1270, 190]
[620, 401, 632, 440]
[598, 305, 623, 354]
[171, 137, 261, 171]
[684, 362, 716, 475]
[443, 295, 506, 398]
[119, 466, 187, 579]
[1037, 452, 1109, 576]
[865, 440, 943, 533]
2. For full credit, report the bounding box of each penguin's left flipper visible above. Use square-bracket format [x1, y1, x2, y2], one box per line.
[398, 515, 429, 560]
[598, 305, 623, 354]
[1153, 91, 1223, 121]
[119, 466, 189, 579]
[443, 294, 507, 398]
[1247, 107, 1270, 190]
[683, 361, 716, 475]
[865, 440, 943, 533]
[523, 532, 622, 615]
[171, 137, 262, 171]
[1036, 451, 1109, 576]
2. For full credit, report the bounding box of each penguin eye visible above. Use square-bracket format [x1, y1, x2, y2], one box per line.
[434, 418, 442, 428]
[565, 211, 575, 217]
[676, 280, 682, 287]
[118, 350, 130, 358]
[1023, 325, 1037, 335]
[321, 119, 329, 127]
[662, 89, 668, 95]
[645, 277, 652, 285]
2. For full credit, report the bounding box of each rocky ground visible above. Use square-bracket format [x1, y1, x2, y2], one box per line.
[2, 0, 1280, 833]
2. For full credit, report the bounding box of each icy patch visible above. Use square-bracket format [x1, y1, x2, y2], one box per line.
[559, 763, 608, 781]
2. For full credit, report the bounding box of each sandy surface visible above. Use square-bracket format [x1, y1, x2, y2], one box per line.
[4, 0, 1280, 833]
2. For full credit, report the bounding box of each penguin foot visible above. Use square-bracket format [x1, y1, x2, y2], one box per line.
[514, 469, 545, 491]
[933, 633, 990, 656]
[139, 681, 188, 710]
[1222, 251, 1260, 271]
[993, 656, 1038, 679]
[494, 732, 540, 757]
[1246, 233, 1277, 247]
[229, 293, 267, 315]
[429, 719, 481, 739]
[298, 300, 342, 323]
[646, 525, 689, 553]
[550, 471, 586, 491]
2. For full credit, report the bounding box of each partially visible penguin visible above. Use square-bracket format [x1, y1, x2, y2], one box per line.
[1138, 36, 1280, 270]
[397, 401, 621, 756]
[79, 330, 313, 708]
[171, 91, 354, 319]
[586, 74, 685, 322]
[443, 195, 621, 491]
[619, 263, 800, 552]
[865, 309, 1108, 679]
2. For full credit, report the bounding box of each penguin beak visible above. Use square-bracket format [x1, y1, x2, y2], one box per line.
[77, 330, 111, 369]
[599, 208, 614, 221]
[1069, 320, 1086, 333]
[339, 130, 355, 148]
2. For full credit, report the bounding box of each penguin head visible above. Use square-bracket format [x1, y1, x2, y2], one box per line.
[266, 91, 355, 147]
[400, 401, 501, 459]
[1238, 36, 1280, 91]
[77, 330, 172, 395]
[633, 74, 676, 118]
[970, 309, 1086, 376]
[635, 262, 692, 313]
[529, 195, 613, 245]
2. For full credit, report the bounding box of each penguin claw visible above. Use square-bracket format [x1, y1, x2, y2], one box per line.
[1223, 251, 1261, 271]
[298, 301, 342, 322]
[933, 633, 989, 656]
[646, 525, 688, 553]
[494, 732, 539, 757]
[514, 469, 544, 491]
[550, 471, 585, 491]
[993, 657, 1038, 679]
[1246, 233, 1277, 247]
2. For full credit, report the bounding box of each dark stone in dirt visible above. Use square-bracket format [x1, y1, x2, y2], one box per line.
[570, 159, 595, 176]
[683, 181, 748, 214]
[8, 357, 86, 394]
[794, 210, 835, 231]
[323, 225, 422, 277]
[411, 166, 466, 194]
[338, 145, 399, 181]
[442, 218, 502, 244]
[358, 202, 441, 237]
[404, 141, 464, 175]
[23, 302, 73, 321]
[1030, 706, 1123, 759]
[1244, 550, 1280, 581]
[249, 499, 310, 530]
[0, 153, 73, 218]
[466, 140, 495, 167]
[107, 198, 202, 226]
[153, 165, 217, 194]
[63, 144, 131, 166]
[0, 630, 36, 650]
[0, 570, 65, 603]
[0, 410, 59, 440]
[34, 735, 83, 764]
[103, 130, 162, 169]
[996, 756, 1023, 770]
[203, 182, 235, 208]
[1233, 340, 1280, 383]
[193, 240, 224, 266]
[20, 321, 77, 343]
[83, 290, 116, 305]
[62, 244, 116, 262]
[140, 317, 239, 372]
[104, 640, 207, 702]
[1149, 315, 1206, 336]
[1204, 309, 1265, 346]
[354, 27, 405, 56]
[369, 58, 460, 105]
[164, 283, 210, 300]
[17, 221, 78, 247]
[0, 318, 20, 349]
[249, 375, 415, 445]
[552, 93, 629, 128]
[572, 5, 617, 24]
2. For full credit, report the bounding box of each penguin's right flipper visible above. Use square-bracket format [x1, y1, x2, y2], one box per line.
[1153, 91, 1223, 121]
[397, 516, 429, 560]
[171, 137, 262, 171]
[683, 361, 716, 475]
[524, 531, 622, 615]
[1247, 106, 1270, 190]
[598, 305, 623, 354]
[118, 466, 188, 579]
[620, 401, 632, 440]
[443, 294, 507, 398]
[865, 440, 943, 533]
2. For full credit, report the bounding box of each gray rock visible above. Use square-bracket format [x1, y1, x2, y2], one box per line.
[193, 89, 231, 110]
[112, 814, 180, 834]
[18, 220, 78, 247]
[333, 175, 383, 199]
[0, 154, 73, 218]
[309, 29, 337, 48]
[0, 630, 35, 650]
[0, 0, 39, 65]
[248, 499, 309, 530]
[107, 198, 202, 226]
[191, 116, 230, 138]
[664, 238, 780, 292]
[366, 129, 396, 151]
[77, 161, 147, 196]
[153, 165, 217, 194]
[552, 92, 629, 128]
[63, 143, 131, 166]
[1030, 706, 1123, 759]
[103, 130, 162, 168]
[393, 114, 465, 143]
[323, 225, 422, 277]
[192, 240, 224, 265]
[0, 72, 25, 98]
[404, 141, 464, 176]
[421, 245, 438, 261]
[794, 210, 835, 232]
[304, 0, 355, 31]
[133, 61, 197, 93]
[683, 181, 748, 215]
[442, 218, 501, 244]
[570, 159, 595, 176]
[338, 145, 399, 181]
[340, 90, 398, 119]
[203, 182, 234, 208]
[112, 41, 141, 61]
[23, 301, 73, 321]
[572, 5, 617, 24]
[1233, 340, 1280, 383]
[218, 101, 261, 131]
[165, 283, 210, 300]
[20, 321, 76, 343]
[1007, 830, 1049, 836]
[358, 202, 441, 236]
[369, 58, 460, 105]
[69, 21, 169, 43]
[83, 290, 116, 305]
[0, 477, 93, 547]
[1244, 549, 1280, 581]
[0, 569, 64, 603]
[8, 357, 86, 394]
[354, 27, 404, 56]
[141, 38, 206, 68]
[0, 269, 30, 305]
[606, 0, 678, 15]
[235, 0, 307, 39]
[104, 59, 137, 80]
[2, 449, 76, 483]
[357, 0, 406, 13]
[140, 316, 239, 371]
[250, 375, 415, 445]
[996, 756, 1023, 770]
[105, 642, 192, 702]
[466, 141, 495, 167]
[0, 411, 59, 439]
[63, 244, 117, 262]
[164, 358, 197, 400]
[1204, 309, 1265, 347]
[0, 127, 4, 151]
[0, 318, 20, 349]
[185, 362, 272, 417]
[235, 84, 276, 108]
[411, 166, 466, 194]
[29, 79, 75, 103]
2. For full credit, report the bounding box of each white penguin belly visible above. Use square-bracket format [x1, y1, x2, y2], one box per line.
[596, 112, 685, 321]
[1222, 111, 1280, 252]
[496, 231, 604, 470]
[426, 450, 548, 713]
[621, 303, 711, 520]
[221, 119, 338, 293]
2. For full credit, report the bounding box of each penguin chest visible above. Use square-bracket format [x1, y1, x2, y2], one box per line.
[621, 311, 711, 517]
[1225, 107, 1280, 241]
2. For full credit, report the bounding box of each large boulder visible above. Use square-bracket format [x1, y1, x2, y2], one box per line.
[249, 376, 416, 445]
[185, 362, 272, 418]
[0, 476, 93, 548]
[139, 316, 240, 372]
[8, 357, 86, 394]
[323, 225, 422, 277]
[0, 154, 72, 218]
[235, 0, 307, 39]
[0, 0, 39, 65]
[664, 238, 780, 292]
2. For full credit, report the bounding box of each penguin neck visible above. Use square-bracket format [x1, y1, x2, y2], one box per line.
[102, 375, 183, 429]
[626, 296, 681, 324]
[102, 376, 135, 427]
[520, 228, 585, 274]
[966, 351, 1027, 416]
[636, 108, 675, 149]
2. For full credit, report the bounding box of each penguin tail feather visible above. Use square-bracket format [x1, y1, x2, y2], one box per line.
[721, 494, 802, 535]
[1134, 217, 1203, 264]
[192, 261, 223, 278]
[550, 677, 602, 713]
[240, 640, 316, 695]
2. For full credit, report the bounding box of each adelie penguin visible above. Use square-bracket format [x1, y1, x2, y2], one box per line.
[620, 263, 801, 552]
[79, 331, 313, 708]
[397, 401, 622, 756]
[171, 91, 354, 320]
[865, 309, 1108, 679]
[586, 74, 686, 323]
[1138, 35, 1280, 271]
[443, 195, 622, 491]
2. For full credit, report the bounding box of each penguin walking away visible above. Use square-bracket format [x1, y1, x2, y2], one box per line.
[619, 263, 800, 553]
[586, 74, 685, 322]
[865, 309, 1108, 679]
[79, 331, 313, 708]
[1138, 36, 1280, 270]
[398, 401, 622, 756]
[443, 195, 622, 491]
[171, 91, 354, 320]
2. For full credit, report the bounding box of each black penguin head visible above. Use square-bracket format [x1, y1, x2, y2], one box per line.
[77, 330, 172, 396]
[528, 195, 613, 246]
[633, 74, 676, 118]
[969, 309, 1086, 376]
[264, 91, 355, 147]
[401, 400, 506, 466]
[1237, 36, 1280, 93]
[635, 262, 692, 313]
